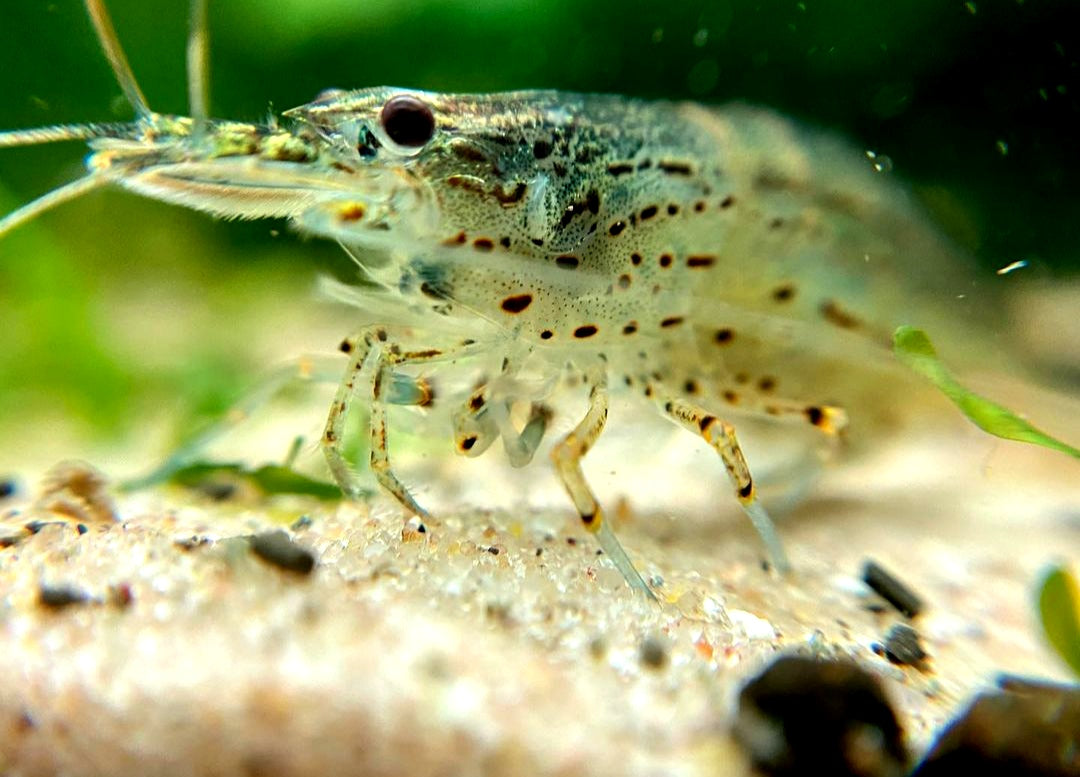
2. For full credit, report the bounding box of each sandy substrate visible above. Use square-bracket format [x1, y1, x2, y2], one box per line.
[0, 414, 1077, 775]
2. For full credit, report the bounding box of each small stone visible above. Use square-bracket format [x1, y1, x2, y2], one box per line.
[363, 540, 389, 559]
[729, 609, 777, 641]
[733, 656, 908, 777]
[588, 636, 607, 659]
[702, 595, 727, 624]
[197, 479, 237, 501]
[290, 514, 313, 531]
[249, 530, 316, 575]
[174, 536, 210, 551]
[0, 525, 25, 547]
[24, 520, 64, 535]
[883, 624, 929, 669]
[34, 460, 116, 524]
[401, 517, 427, 543]
[862, 560, 924, 618]
[639, 635, 669, 670]
[594, 565, 625, 593]
[39, 583, 90, 610]
[912, 680, 1080, 775]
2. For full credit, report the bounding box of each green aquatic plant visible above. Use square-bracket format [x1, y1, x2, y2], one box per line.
[1037, 565, 1080, 678]
[893, 326, 1080, 459]
[163, 460, 345, 501]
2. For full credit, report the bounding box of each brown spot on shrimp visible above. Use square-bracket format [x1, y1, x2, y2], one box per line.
[500, 294, 533, 314]
[820, 299, 861, 329]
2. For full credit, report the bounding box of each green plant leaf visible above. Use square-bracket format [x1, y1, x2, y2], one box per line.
[164, 461, 345, 501]
[893, 326, 1080, 459]
[1037, 566, 1080, 678]
[247, 464, 344, 500]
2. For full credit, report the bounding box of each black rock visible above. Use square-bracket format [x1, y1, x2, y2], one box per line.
[863, 560, 924, 618]
[249, 530, 316, 575]
[39, 584, 90, 609]
[912, 679, 1080, 776]
[883, 624, 929, 669]
[733, 655, 908, 777]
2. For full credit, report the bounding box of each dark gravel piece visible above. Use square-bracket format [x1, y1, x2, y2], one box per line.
[639, 635, 668, 670]
[39, 584, 90, 609]
[912, 680, 1080, 775]
[290, 515, 313, 531]
[883, 624, 929, 669]
[862, 560, 924, 618]
[24, 520, 61, 535]
[733, 655, 908, 777]
[0, 527, 24, 548]
[174, 536, 210, 551]
[249, 530, 316, 575]
[197, 480, 237, 502]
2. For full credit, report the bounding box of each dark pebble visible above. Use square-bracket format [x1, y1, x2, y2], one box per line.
[912, 680, 1080, 775]
[862, 559, 924, 618]
[883, 623, 929, 669]
[174, 536, 210, 551]
[39, 584, 90, 609]
[733, 655, 908, 777]
[198, 480, 237, 502]
[24, 520, 59, 535]
[250, 530, 315, 575]
[639, 635, 669, 670]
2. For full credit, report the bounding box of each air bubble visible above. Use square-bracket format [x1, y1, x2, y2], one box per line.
[865, 150, 893, 173]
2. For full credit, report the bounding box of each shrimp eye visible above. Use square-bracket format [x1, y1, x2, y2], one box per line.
[380, 95, 435, 147]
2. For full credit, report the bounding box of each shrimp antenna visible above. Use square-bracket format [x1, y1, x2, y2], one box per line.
[0, 0, 149, 149]
[85, 0, 151, 118]
[0, 122, 134, 148]
[0, 1, 156, 236]
[0, 174, 109, 238]
[187, 0, 210, 125]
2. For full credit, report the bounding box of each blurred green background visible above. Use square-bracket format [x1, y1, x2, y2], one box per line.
[0, 0, 1077, 465]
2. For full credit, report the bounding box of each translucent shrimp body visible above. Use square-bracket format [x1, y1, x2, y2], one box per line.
[0, 0, 999, 599]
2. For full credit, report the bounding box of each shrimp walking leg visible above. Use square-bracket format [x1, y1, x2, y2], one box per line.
[660, 396, 794, 573]
[324, 328, 479, 517]
[551, 367, 655, 600]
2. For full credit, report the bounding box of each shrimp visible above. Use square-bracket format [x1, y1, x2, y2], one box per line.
[0, 0, 1005, 600]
